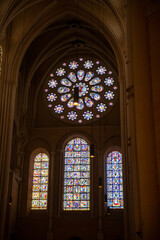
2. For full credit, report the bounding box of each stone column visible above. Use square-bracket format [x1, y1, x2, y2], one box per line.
[97, 150, 103, 240]
[0, 79, 17, 239]
[47, 151, 55, 240]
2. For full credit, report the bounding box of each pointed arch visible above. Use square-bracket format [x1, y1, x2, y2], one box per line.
[63, 137, 90, 211]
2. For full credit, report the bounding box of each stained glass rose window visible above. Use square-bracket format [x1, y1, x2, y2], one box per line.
[44, 58, 118, 124]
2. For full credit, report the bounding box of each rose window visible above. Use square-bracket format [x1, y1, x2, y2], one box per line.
[44, 58, 118, 124]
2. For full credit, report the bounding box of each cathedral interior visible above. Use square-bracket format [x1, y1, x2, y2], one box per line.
[0, 0, 160, 240]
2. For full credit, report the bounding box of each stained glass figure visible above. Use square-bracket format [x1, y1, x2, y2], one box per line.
[68, 72, 77, 82]
[75, 83, 89, 97]
[85, 72, 94, 82]
[85, 97, 94, 107]
[69, 61, 79, 69]
[48, 79, 58, 88]
[104, 91, 114, 100]
[89, 77, 101, 85]
[91, 85, 103, 92]
[58, 87, 70, 94]
[63, 138, 90, 210]
[106, 151, 123, 209]
[76, 99, 84, 110]
[96, 66, 106, 75]
[60, 94, 71, 102]
[96, 103, 107, 112]
[67, 98, 74, 108]
[77, 70, 85, 81]
[61, 78, 72, 87]
[83, 60, 93, 69]
[31, 153, 49, 210]
[90, 93, 101, 101]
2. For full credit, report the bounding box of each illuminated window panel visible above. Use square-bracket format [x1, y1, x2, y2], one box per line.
[63, 138, 90, 211]
[44, 58, 119, 124]
[31, 153, 49, 210]
[106, 151, 123, 209]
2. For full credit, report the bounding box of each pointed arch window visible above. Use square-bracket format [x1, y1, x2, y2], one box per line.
[106, 150, 123, 209]
[31, 153, 49, 210]
[63, 137, 90, 211]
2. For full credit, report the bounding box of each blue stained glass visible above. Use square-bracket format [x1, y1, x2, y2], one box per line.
[85, 72, 94, 81]
[77, 70, 84, 81]
[81, 165, 89, 171]
[60, 94, 71, 102]
[69, 61, 79, 69]
[48, 79, 58, 88]
[81, 151, 89, 157]
[96, 66, 106, 75]
[96, 103, 107, 112]
[76, 98, 84, 110]
[41, 162, 49, 168]
[68, 72, 77, 82]
[81, 158, 89, 164]
[90, 93, 101, 101]
[61, 78, 72, 87]
[63, 138, 90, 210]
[91, 85, 103, 92]
[67, 111, 77, 121]
[73, 186, 81, 192]
[64, 179, 74, 185]
[83, 60, 93, 69]
[58, 87, 70, 94]
[89, 77, 101, 85]
[104, 91, 114, 100]
[81, 144, 89, 151]
[47, 93, 57, 102]
[67, 98, 74, 108]
[85, 97, 94, 107]
[31, 153, 49, 210]
[106, 151, 123, 209]
[83, 111, 93, 120]
[56, 68, 66, 76]
[75, 83, 89, 97]
[54, 104, 64, 114]
[104, 77, 114, 86]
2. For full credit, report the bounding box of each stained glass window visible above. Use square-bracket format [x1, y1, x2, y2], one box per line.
[106, 151, 123, 209]
[63, 138, 90, 211]
[31, 153, 49, 210]
[44, 58, 119, 124]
